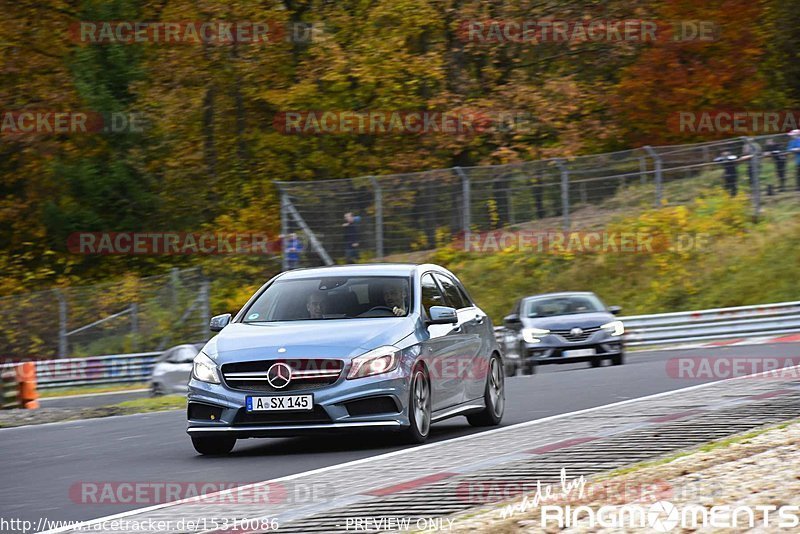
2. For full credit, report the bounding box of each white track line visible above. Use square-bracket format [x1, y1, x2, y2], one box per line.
[40, 364, 800, 534]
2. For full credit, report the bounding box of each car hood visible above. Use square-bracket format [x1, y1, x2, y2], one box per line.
[521, 311, 615, 330]
[205, 318, 414, 364]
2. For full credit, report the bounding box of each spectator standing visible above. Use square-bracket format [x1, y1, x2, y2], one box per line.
[765, 138, 787, 192]
[343, 212, 361, 263]
[284, 232, 303, 270]
[714, 151, 740, 196]
[788, 130, 800, 191]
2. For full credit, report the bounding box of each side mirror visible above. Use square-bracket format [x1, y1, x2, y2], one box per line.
[608, 306, 622, 315]
[503, 313, 521, 327]
[427, 306, 458, 325]
[209, 313, 232, 332]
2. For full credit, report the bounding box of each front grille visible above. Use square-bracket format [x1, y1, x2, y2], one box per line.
[551, 326, 601, 342]
[221, 359, 344, 392]
[233, 405, 332, 426]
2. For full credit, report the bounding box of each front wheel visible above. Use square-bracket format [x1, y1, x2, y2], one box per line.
[401, 366, 431, 444]
[612, 353, 625, 366]
[467, 355, 505, 427]
[191, 436, 236, 455]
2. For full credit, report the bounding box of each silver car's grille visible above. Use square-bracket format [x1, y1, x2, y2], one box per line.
[551, 326, 601, 343]
[221, 359, 344, 392]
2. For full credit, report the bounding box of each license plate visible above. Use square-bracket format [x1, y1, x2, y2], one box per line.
[563, 348, 596, 358]
[246, 394, 313, 412]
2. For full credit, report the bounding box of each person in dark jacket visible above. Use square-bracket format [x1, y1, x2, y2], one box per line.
[788, 130, 800, 191]
[343, 212, 361, 263]
[765, 139, 787, 192]
[714, 151, 740, 196]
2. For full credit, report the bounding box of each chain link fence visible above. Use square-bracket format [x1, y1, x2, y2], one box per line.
[0, 268, 210, 361]
[278, 133, 799, 267]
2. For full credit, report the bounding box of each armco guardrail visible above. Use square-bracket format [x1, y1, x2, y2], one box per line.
[495, 300, 800, 350]
[0, 352, 161, 390]
[9, 300, 800, 391]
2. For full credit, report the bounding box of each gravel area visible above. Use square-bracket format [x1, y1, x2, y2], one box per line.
[448, 421, 800, 533]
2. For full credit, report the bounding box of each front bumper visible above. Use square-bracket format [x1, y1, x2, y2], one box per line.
[522, 334, 624, 365]
[186, 369, 411, 438]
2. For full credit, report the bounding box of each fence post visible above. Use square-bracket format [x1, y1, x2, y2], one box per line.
[643, 145, 662, 206]
[56, 290, 68, 358]
[454, 167, 471, 250]
[744, 137, 761, 220]
[130, 303, 138, 351]
[639, 155, 648, 185]
[280, 192, 290, 271]
[555, 159, 570, 231]
[199, 279, 210, 340]
[370, 176, 384, 259]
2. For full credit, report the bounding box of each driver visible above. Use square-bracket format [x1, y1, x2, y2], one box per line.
[306, 292, 325, 319]
[382, 280, 408, 317]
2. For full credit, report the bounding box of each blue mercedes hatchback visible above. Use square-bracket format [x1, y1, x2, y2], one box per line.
[187, 264, 504, 455]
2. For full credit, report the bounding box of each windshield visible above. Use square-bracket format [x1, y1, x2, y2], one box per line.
[523, 294, 605, 317]
[242, 276, 412, 322]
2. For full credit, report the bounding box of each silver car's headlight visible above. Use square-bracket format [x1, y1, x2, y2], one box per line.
[601, 320, 625, 337]
[192, 352, 221, 384]
[522, 327, 550, 344]
[347, 346, 400, 379]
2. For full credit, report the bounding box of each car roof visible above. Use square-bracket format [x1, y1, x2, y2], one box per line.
[276, 263, 421, 280]
[522, 291, 597, 300]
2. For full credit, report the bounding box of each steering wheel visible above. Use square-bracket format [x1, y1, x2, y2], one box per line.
[364, 305, 394, 314]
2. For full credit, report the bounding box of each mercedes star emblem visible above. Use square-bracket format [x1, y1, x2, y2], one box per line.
[570, 327, 584, 336]
[267, 362, 292, 389]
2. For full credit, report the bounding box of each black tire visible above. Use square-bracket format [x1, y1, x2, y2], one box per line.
[504, 361, 517, 377]
[612, 353, 625, 366]
[150, 382, 163, 397]
[590, 358, 602, 368]
[467, 355, 505, 427]
[401, 366, 431, 444]
[522, 360, 537, 375]
[191, 436, 236, 455]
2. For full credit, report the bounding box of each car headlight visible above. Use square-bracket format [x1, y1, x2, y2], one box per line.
[347, 346, 400, 379]
[601, 320, 625, 337]
[192, 352, 221, 384]
[522, 328, 550, 344]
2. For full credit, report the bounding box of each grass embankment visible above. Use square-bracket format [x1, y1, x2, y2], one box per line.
[430, 187, 800, 323]
[0, 395, 185, 428]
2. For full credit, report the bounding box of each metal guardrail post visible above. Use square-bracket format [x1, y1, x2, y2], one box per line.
[453, 167, 471, 250]
[643, 145, 663, 206]
[555, 159, 570, 231]
[370, 176, 384, 259]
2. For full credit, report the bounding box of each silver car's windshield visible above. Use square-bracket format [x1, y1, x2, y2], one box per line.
[524, 295, 605, 317]
[243, 276, 412, 322]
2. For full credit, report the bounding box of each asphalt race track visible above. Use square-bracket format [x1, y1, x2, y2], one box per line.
[2, 342, 798, 528]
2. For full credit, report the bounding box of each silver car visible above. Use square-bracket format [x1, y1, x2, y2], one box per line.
[186, 264, 505, 455]
[150, 344, 202, 395]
